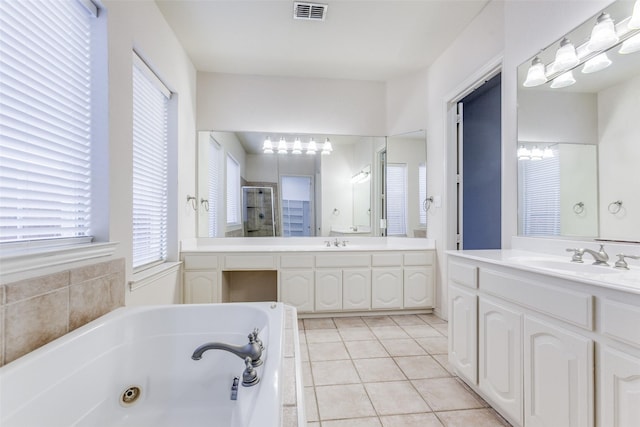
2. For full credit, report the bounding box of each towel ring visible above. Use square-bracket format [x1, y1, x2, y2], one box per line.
[423, 196, 434, 212]
[333, 208, 340, 216]
[573, 202, 584, 214]
[608, 200, 622, 214]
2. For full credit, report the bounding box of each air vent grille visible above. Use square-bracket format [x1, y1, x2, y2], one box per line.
[293, 2, 328, 21]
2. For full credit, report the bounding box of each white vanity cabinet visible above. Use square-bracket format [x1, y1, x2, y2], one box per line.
[182, 254, 219, 303]
[447, 253, 640, 427]
[342, 269, 371, 310]
[315, 269, 343, 311]
[280, 255, 315, 313]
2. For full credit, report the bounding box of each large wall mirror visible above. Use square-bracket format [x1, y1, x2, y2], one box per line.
[196, 130, 427, 238]
[517, 0, 640, 242]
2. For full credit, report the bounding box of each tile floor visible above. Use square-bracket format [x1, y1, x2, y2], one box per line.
[298, 313, 512, 427]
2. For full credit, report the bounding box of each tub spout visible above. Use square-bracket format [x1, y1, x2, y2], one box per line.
[191, 331, 263, 367]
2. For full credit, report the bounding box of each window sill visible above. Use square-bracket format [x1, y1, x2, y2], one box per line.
[0, 241, 119, 276]
[129, 261, 182, 292]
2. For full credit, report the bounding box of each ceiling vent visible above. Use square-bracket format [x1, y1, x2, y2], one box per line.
[293, 2, 328, 21]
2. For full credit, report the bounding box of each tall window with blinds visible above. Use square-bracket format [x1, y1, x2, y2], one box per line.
[226, 154, 240, 226]
[207, 137, 221, 237]
[386, 163, 407, 236]
[520, 147, 561, 236]
[419, 163, 427, 227]
[0, 0, 97, 244]
[132, 54, 170, 270]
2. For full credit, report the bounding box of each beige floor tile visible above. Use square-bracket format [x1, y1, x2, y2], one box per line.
[297, 319, 305, 330]
[412, 378, 485, 411]
[308, 341, 350, 361]
[345, 340, 389, 359]
[300, 342, 309, 362]
[353, 357, 406, 382]
[322, 417, 382, 427]
[380, 413, 444, 427]
[339, 327, 377, 341]
[364, 381, 430, 415]
[432, 323, 448, 336]
[315, 384, 376, 420]
[305, 328, 343, 343]
[362, 315, 396, 327]
[436, 408, 512, 427]
[311, 359, 360, 386]
[305, 386, 319, 422]
[418, 313, 447, 324]
[307, 423, 320, 427]
[304, 318, 336, 329]
[380, 338, 427, 357]
[390, 314, 426, 325]
[394, 355, 450, 380]
[432, 353, 456, 376]
[416, 337, 449, 355]
[298, 330, 307, 344]
[371, 325, 411, 340]
[401, 324, 443, 338]
[334, 317, 368, 328]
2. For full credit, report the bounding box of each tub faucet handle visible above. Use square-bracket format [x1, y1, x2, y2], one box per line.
[566, 248, 583, 263]
[242, 357, 260, 386]
[230, 376, 239, 400]
[251, 328, 264, 350]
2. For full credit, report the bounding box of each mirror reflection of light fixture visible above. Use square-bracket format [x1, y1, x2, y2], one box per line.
[517, 144, 531, 160]
[587, 12, 619, 51]
[306, 138, 317, 154]
[530, 145, 543, 160]
[553, 38, 580, 72]
[550, 70, 576, 88]
[350, 170, 371, 184]
[292, 137, 302, 154]
[518, 144, 555, 160]
[263, 137, 274, 153]
[523, 56, 547, 87]
[542, 146, 554, 158]
[581, 52, 612, 73]
[277, 137, 288, 154]
[321, 138, 333, 155]
[630, 0, 640, 29]
[619, 33, 640, 54]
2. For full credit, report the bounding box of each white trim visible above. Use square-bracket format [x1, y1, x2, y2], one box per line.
[0, 242, 118, 276]
[132, 51, 172, 98]
[77, 0, 98, 17]
[129, 261, 182, 291]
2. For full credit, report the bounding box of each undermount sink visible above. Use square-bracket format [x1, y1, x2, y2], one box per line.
[508, 256, 621, 275]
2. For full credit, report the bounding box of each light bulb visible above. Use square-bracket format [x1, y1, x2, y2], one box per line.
[550, 70, 576, 89]
[619, 33, 640, 54]
[543, 146, 554, 159]
[322, 138, 333, 155]
[587, 13, 619, 52]
[292, 138, 302, 154]
[553, 38, 579, 72]
[630, 0, 640, 30]
[530, 146, 543, 160]
[277, 137, 288, 154]
[306, 138, 317, 154]
[517, 144, 531, 160]
[523, 57, 547, 87]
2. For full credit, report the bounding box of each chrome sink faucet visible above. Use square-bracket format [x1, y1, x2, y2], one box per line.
[566, 244, 609, 266]
[191, 329, 264, 367]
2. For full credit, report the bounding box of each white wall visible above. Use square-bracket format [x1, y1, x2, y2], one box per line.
[197, 73, 387, 136]
[321, 145, 354, 234]
[559, 144, 599, 237]
[104, 0, 197, 304]
[598, 74, 640, 240]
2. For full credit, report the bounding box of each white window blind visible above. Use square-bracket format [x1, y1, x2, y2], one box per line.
[0, 0, 95, 243]
[208, 137, 221, 237]
[387, 163, 407, 236]
[419, 163, 427, 226]
[132, 54, 170, 270]
[226, 154, 240, 225]
[521, 147, 560, 236]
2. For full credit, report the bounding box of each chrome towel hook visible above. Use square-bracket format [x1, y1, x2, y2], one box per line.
[573, 202, 584, 215]
[608, 200, 622, 214]
[200, 198, 209, 212]
[186, 195, 198, 211]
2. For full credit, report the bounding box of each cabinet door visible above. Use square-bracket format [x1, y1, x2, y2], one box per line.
[449, 284, 478, 384]
[184, 271, 218, 304]
[600, 346, 640, 427]
[343, 269, 371, 310]
[315, 269, 342, 311]
[280, 270, 314, 313]
[403, 266, 434, 308]
[479, 298, 522, 425]
[524, 316, 594, 427]
[371, 268, 402, 309]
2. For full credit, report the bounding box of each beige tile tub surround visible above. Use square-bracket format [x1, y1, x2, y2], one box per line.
[0, 258, 125, 366]
[301, 314, 512, 427]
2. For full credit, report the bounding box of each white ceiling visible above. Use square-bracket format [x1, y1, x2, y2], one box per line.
[155, 0, 490, 81]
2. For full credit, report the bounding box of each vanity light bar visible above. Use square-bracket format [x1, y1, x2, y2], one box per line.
[263, 136, 328, 155]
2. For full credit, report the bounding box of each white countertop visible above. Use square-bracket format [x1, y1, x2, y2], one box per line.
[181, 237, 436, 253]
[448, 249, 640, 295]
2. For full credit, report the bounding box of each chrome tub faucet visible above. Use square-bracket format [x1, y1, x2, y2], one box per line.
[191, 329, 264, 367]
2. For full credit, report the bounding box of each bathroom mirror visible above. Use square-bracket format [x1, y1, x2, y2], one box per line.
[386, 130, 427, 237]
[196, 130, 386, 238]
[517, 0, 640, 242]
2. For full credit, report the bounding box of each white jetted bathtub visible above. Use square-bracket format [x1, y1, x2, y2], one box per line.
[0, 302, 286, 427]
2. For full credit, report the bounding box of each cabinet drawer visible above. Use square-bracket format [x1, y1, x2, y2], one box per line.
[449, 258, 478, 289]
[183, 254, 218, 270]
[480, 269, 593, 330]
[224, 255, 276, 270]
[280, 255, 314, 269]
[404, 251, 434, 266]
[372, 253, 402, 267]
[316, 254, 370, 268]
[602, 299, 640, 347]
